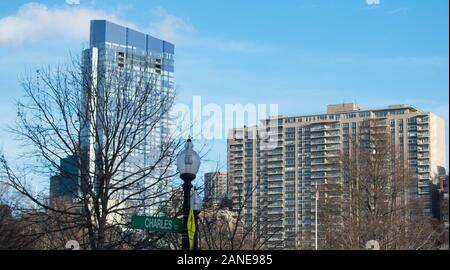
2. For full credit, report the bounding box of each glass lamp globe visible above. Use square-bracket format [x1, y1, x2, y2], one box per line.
[177, 139, 200, 181]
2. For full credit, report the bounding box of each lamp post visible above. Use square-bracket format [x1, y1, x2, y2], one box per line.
[191, 188, 203, 250]
[177, 139, 200, 250]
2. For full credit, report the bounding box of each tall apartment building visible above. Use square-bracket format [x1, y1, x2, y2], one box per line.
[204, 172, 228, 207]
[228, 103, 446, 249]
[81, 20, 175, 214]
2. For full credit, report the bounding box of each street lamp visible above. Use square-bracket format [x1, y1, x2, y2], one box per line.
[191, 188, 203, 250]
[177, 139, 200, 250]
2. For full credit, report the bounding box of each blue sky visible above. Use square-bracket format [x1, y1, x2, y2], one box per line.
[0, 0, 448, 189]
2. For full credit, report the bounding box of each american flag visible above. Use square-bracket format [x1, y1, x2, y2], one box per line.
[315, 190, 319, 201]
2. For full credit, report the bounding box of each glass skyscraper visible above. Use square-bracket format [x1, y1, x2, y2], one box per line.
[49, 155, 80, 206]
[81, 20, 175, 214]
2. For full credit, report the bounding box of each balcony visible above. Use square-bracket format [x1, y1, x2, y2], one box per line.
[311, 174, 326, 179]
[311, 166, 339, 172]
[310, 152, 339, 159]
[233, 172, 243, 178]
[268, 202, 284, 208]
[310, 158, 338, 165]
[417, 139, 429, 145]
[311, 146, 326, 152]
[310, 132, 325, 138]
[417, 132, 430, 138]
[417, 160, 429, 166]
[418, 174, 430, 180]
[267, 170, 283, 175]
[416, 118, 429, 124]
[417, 168, 430, 173]
[418, 181, 430, 188]
[323, 140, 340, 145]
[310, 139, 326, 145]
[233, 178, 243, 184]
[267, 162, 283, 169]
[262, 145, 283, 152]
[268, 211, 284, 217]
[267, 156, 283, 162]
[267, 189, 283, 195]
[416, 125, 429, 131]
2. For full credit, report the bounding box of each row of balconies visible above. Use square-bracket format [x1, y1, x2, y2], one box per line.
[311, 172, 340, 179]
[310, 125, 340, 132]
[310, 139, 340, 145]
[311, 166, 340, 172]
[267, 163, 283, 169]
[266, 156, 283, 162]
[310, 152, 339, 158]
[267, 189, 283, 195]
[310, 132, 340, 138]
[310, 158, 340, 165]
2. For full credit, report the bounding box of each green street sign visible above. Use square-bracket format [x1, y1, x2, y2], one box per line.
[131, 215, 182, 233]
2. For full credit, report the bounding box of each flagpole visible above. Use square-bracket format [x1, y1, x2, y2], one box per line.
[315, 182, 318, 251]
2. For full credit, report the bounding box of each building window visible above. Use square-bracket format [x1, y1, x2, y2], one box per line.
[375, 111, 388, 117]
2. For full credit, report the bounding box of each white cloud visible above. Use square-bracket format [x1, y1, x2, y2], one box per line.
[0, 3, 272, 54]
[65, 0, 80, 5]
[146, 7, 273, 54]
[366, 0, 380, 5]
[0, 3, 135, 45]
[145, 7, 195, 44]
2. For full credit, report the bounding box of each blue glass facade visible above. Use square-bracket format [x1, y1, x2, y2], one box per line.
[90, 20, 174, 71]
[87, 20, 175, 101]
[81, 20, 175, 213]
[50, 155, 79, 200]
[90, 20, 174, 54]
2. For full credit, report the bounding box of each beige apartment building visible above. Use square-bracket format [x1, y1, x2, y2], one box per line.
[204, 172, 228, 207]
[227, 103, 446, 249]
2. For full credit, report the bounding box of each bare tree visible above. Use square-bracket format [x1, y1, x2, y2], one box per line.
[0, 183, 36, 249]
[193, 170, 283, 250]
[319, 119, 441, 250]
[0, 55, 184, 250]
